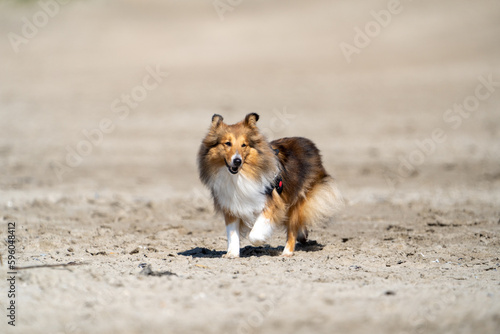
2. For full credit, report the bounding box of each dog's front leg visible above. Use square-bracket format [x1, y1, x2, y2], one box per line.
[249, 213, 274, 246]
[223, 213, 241, 258]
[249, 192, 285, 246]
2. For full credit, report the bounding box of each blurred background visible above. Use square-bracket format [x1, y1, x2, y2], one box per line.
[1, 0, 499, 202]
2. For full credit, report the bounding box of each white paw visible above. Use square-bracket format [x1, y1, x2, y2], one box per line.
[281, 248, 294, 257]
[249, 215, 273, 246]
[225, 221, 240, 258]
[223, 251, 240, 259]
[249, 233, 266, 246]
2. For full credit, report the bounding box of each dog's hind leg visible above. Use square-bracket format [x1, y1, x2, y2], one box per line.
[297, 227, 308, 244]
[283, 177, 343, 256]
[283, 227, 298, 257]
[282, 199, 306, 257]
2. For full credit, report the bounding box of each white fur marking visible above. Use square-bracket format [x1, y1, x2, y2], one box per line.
[210, 168, 270, 225]
[230, 152, 241, 164]
[282, 245, 293, 257]
[225, 221, 240, 258]
[249, 214, 274, 246]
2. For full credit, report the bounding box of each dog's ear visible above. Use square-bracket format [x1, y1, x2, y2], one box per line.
[211, 114, 224, 128]
[244, 113, 259, 128]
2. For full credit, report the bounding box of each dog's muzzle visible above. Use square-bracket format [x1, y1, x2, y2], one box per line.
[225, 157, 242, 174]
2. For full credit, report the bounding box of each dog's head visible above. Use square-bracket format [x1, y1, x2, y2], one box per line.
[198, 113, 271, 178]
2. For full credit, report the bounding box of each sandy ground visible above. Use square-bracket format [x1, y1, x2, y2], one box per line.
[1, 0, 500, 333]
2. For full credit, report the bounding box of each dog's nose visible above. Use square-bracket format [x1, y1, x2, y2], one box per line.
[233, 158, 242, 167]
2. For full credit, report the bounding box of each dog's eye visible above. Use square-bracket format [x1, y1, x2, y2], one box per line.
[241, 143, 247, 148]
[225, 142, 232, 147]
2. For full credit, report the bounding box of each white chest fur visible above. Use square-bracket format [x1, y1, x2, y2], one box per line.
[210, 168, 269, 226]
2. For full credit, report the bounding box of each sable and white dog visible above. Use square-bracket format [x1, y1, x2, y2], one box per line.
[197, 113, 343, 257]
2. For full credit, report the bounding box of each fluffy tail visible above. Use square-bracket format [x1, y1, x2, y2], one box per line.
[302, 175, 344, 226]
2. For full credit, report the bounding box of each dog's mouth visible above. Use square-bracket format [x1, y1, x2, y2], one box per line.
[225, 159, 240, 175]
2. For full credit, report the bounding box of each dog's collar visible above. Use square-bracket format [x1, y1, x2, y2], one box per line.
[265, 174, 283, 196]
[265, 147, 283, 196]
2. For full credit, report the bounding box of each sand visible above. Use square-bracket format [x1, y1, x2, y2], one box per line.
[1, 0, 499, 333]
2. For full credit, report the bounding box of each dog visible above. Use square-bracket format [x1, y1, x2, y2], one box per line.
[197, 113, 343, 257]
